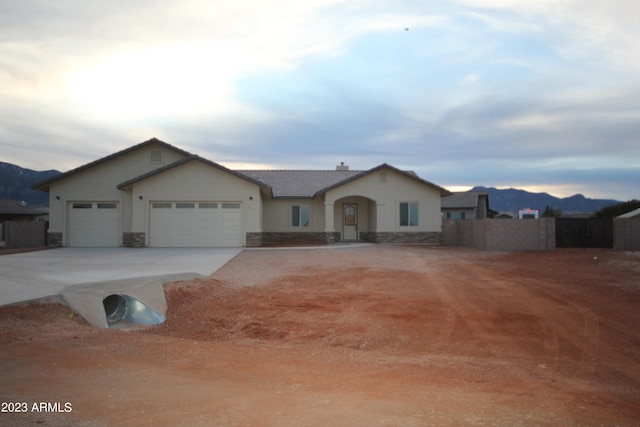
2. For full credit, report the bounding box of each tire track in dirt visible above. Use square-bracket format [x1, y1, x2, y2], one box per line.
[433, 260, 577, 425]
[463, 263, 607, 422]
[405, 250, 457, 352]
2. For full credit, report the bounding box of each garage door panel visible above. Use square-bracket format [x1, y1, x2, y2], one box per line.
[68, 202, 120, 247]
[220, 204, 242, 246]
[150, 202, 242, 247]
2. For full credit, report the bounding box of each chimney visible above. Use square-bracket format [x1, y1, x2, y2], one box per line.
[336, 162, 349, 171]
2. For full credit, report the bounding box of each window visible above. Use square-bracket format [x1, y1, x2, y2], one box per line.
[199, 203, 218, 209]
[152, 203, 172, 209]
[221, 203, 241, 209]
[176, 203, 195, 209]
[72, 203, 92, 209]
[399, 202, 419, 226]
[97, 203, 117, 209]
[379, 171, 387, 183]
[292, 204, 310, 227]
[445, 211, 465, 220]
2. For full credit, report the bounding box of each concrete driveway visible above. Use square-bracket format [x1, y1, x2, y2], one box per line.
[0, 247, 242, 306]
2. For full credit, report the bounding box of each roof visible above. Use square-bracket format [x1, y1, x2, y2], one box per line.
[441, 191, 488, 209]
[617, 207, 640, 218]
[117, 156, 271, 190]
[32, 138, 192, 191]
[237, 170, 363, 198]
[0, 200, 47, 216]
[239, 164, 450, 198]
[30, 137, 449, 199]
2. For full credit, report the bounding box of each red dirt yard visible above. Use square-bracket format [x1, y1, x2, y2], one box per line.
[1, 245, 639, 426]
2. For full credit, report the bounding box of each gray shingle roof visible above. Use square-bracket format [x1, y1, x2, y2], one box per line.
[237, 170, 363, 197]
[441, 191, 487, 209]
[0, 200, 46, 215]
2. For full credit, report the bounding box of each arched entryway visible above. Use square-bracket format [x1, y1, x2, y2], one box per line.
[332, 196, 377, 242]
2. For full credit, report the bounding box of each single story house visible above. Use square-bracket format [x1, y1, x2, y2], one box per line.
[0, 200, 48, 248]
[441, 190, 491, 220]
[0, 200, 48, 222]
[33, 138, 450, 247]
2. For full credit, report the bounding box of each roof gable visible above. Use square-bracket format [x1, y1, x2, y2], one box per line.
[32, 138, 191, 191]
[237, 164, 450, 198]
[316, 163, 451, 197]
[117, 156, 270, 190]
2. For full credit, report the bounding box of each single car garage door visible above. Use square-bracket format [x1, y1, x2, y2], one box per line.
[68, 202, 120, 247]
[150, 202, 243, 247]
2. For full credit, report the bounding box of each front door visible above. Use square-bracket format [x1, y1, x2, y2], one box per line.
[343, 204, 358, 241]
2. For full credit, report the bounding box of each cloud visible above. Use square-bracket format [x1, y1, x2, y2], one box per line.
[1, 0, 638, 201]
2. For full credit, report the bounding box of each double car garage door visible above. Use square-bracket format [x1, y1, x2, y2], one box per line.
[68, 201, 243, 247]
[150, 202, 242, 247]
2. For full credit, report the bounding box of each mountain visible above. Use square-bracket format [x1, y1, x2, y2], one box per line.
[0, 162, 60, 207]
[472, 186, 620, 215]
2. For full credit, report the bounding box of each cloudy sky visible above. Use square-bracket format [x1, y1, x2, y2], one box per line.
[1, 0, 639, 200]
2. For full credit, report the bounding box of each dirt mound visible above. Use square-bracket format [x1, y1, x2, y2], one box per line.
[1, 246, 639, 426]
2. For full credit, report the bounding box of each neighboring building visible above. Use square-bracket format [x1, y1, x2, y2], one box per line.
[495, 212, 515, 219]
[617, 208, 640, 219]
[518, 208, 539, 219]
[32, 138, 450, 247]
[441, 190, 491, 220]
[0, 200, 47, 222]
[0, 200, 48, 248]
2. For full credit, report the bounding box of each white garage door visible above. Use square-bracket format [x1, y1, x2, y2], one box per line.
[68, 202, 120, 247]
[150, 202, 243, 247]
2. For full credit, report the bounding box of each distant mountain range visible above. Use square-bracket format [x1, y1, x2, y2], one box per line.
[0, 162, 60, 207]
[0, 161, 622, 214]
[472, 186, 620, 215]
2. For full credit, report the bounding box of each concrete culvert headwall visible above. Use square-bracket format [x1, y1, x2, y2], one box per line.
[60, 273, 202, 329]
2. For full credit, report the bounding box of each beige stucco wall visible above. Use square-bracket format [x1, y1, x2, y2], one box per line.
[46, 142, 188, 245]
[325, 168, 443, 232]
[127, 160, 263, 242]
[262, 197, 326, 232]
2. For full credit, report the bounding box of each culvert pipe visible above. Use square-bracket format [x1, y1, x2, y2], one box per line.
[60, 273, 200, 329]
[102, 293, 165, 327]
[103, 294, 128, 323]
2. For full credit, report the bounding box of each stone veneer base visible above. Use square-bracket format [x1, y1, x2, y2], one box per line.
[47, 232, 63, 248]
[255, 232, 341, 246]
[360, 231, 441, 244]
[123, 232, 146, 248]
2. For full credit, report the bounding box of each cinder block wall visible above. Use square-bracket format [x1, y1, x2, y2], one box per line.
[4, 221, 46, 248]
[614, 218, 640, 251]
[442, 219, 555, 251]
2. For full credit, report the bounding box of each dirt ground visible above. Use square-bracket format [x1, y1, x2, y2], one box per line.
[1, 245, 639, 426]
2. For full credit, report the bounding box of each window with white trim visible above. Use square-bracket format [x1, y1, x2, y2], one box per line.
[292, 204, 310, 227]
[399, 201, 419, 226]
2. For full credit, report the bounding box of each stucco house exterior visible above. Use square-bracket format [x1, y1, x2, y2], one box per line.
[33, 138, 450, 247]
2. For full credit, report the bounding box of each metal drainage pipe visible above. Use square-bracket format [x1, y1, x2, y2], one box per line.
[102, 294, 165, 327]
[103, 294, 128, 324]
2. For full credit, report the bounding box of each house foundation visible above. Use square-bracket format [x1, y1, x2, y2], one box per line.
[47, 232, 63, 247]
[123, 232, 146, 248]
[361, 231, 442, 244]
